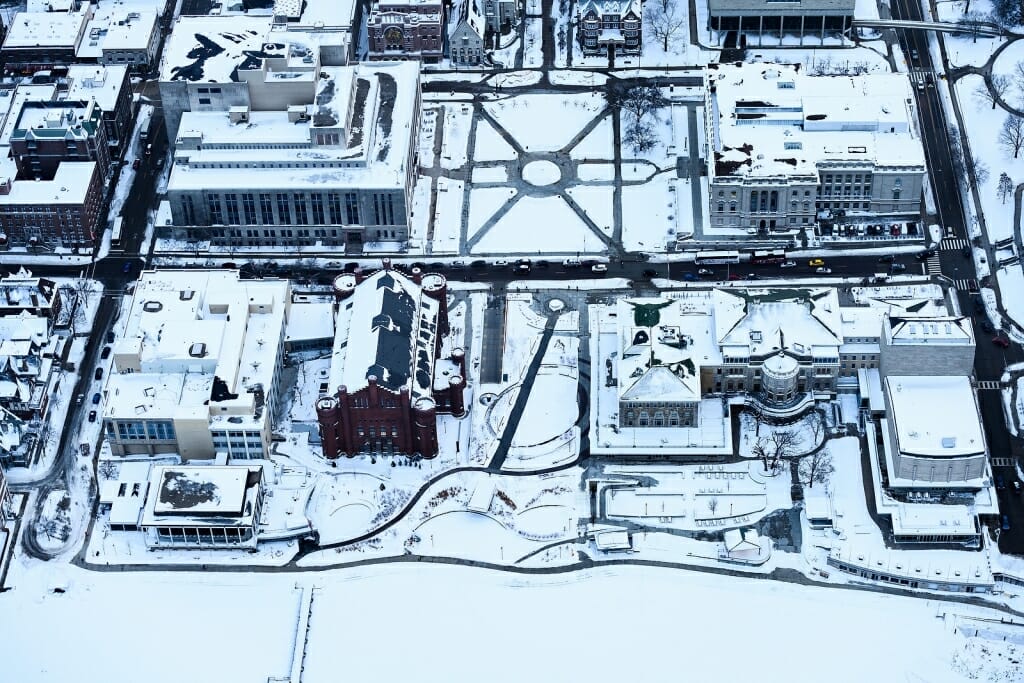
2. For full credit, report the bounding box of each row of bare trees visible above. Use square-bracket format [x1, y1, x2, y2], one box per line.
[751, 411, 834, 489]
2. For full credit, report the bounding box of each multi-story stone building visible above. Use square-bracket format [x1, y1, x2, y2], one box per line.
[879, 315, 975, 378]
[102, 270, 291, 461]
[707, 0, 856, 41]
[577, 0, 642, 58]
[316, 266, 466, 459]
[483, 0, 518, 34]
[0, 7, 92, 72]
[704, 62, 925, 234]
[164, 60, 420, 250]
[367, 0, 445, 63]
[449, 0, 485, 65]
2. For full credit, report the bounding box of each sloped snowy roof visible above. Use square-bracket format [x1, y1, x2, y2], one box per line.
[884, 315, 973, 346]
[713, 288, 842, 358]
[329, 268, 442, 399]
[616, 298, 705, 404]
[578, 0, 640, 18]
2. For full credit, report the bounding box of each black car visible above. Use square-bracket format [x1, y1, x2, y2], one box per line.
[980, 319, 995, 334]
[88, 410, 97, 423]
[101, 346, 111, 359]
[997, 474, 1007, 491]
[470, 260, 487, 268]
[962, 246, 972, 258]
[94, 367, 103, 381]
[642, 269, 658, 279]
[878, 254, 895, 263]
[915, 249, 937, 261]
[106, 331, 115, 344]
[535, 260, 550, 269]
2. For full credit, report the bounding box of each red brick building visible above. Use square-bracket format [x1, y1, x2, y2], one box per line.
[316, 266, 466, 459]
[367, 0, 446, 63]
[0, 161, 103, 247]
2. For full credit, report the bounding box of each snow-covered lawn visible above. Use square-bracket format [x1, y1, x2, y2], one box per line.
[473, 117, 518, 161]
[483, 93, 605, 152]
[621, 176, 678, 250]
[471, 195, 603, 254]
[468, 187, 517, 240]
[440, 103, 473, 170]
[565, 185, 614, 237]
[569, 117, 613, 160]
[433, 177, 464, 255]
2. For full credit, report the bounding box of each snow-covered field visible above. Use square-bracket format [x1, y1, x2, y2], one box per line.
[3, 558, 1020, 682]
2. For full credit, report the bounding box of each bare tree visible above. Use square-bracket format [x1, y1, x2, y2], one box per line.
[624, 120, 658, 152]
[806, 409, 827, 447]
[606, 83, 668, 124]
[973, 157, 990, 186]
[999, 172, 1015, 204]
[646, 0, 686, 52]
[957, 11, 990, 43]
[798, 447, 835, 489]
[707, 496, 719, 515]
[752, 429, 799, 474]
[975, 74, 1011, 109]
[1000, 115, 1024, 159]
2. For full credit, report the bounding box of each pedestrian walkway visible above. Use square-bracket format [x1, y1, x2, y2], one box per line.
[909, 69, 936, 84]
[992, 457, 1015, 467]
[977, 380, 1002, 390]
[941, 237, 969, 251]
[925, 254, 942, 276]
[952, 277, 979, 292]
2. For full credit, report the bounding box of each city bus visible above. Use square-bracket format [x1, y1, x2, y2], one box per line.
[749, 249, 786, 264]
[110, 216, 123, 250]
[694, 250, 741, 265]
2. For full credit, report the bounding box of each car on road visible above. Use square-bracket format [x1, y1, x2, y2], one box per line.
[535, 260, 550, 269]
[94, 367, 104, 381]
[101, 345, 111, 359]
[697, 268, 713, 277]
[1002, 514, 1011, 531]
[642, 269, 657, 279]
[910, 49, 919, 62]
[75, 394, 84, 406]
[780, 261, 797, 268]
[728, 274, 742, 281]
[1014, 481, 1022, 495]
[915, 248, 937, 260]
[92, 393, 101, 405]
[88, 410, 97, 423]
[132, 158, 141, 170]
[563, 259, 582, 268]
[878, 254, 895, 263]
[997, 475, 1007, 491]
[962, 246, 972, 258]
[450, 260, 467, 268]
[514, 259, 531, 274]
[122, 261, 132, 274]
[494, 259, 510, 267]
[745, 274, 760, 280]
[470, 260, 486, 269]
[967, 279, 980, 292]
[993, 335, 1011, 348]
[409, 262, 426, 272]
[683, 273, 699, 282]
[891, 263, 906, 272]
[591, 263, 608, 273]
[815, 267, 832, 274]
[808, 259, 825, 267]
[980, 319, 995, 334]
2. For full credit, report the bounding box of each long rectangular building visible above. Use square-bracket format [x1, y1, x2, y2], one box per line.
[704, 63, 926, 234]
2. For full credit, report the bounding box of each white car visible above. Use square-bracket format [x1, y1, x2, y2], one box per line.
[563, 258, 582, 268]
[815, 267, 832, 274]
[591, 263, 608, 273]
[780, 260, 797, 268]
[494, 259, 510, 267]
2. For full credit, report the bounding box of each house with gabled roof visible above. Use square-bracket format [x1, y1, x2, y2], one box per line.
[317, 264, 466, 459]
[449, 0, 485, 65]
[577, 0, 642, 58]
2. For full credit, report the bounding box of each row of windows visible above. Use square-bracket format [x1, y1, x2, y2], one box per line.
[109, 420, 176, 441]
[191, 191, 372, 227]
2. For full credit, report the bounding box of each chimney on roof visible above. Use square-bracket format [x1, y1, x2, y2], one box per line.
[367, 374, 380, 405]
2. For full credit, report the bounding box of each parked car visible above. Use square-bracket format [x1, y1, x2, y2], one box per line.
[993, 335, 1011, 348]
[101, 346, 111, 359]
[132, 158, 141, 170]
[780, 261, 797, 269]
[88, 410, 97, 423]
[728, 274, 742, 281]
[745, 273, 760, 280]
[980, 319, 995, 334]
[891, 263, 906, 272]
[562, 258, 582, 268]
[470, 260, 487, 269]
[815, 267, 832, 274]
[997, 474, 1007, 491]
[106, 331, 115, 344]
[878, 254, 895, 263]
[1014, 481, 1023, 495]
[697, 268, 713, 276]
[683, 273, 699, 282]
[91, 393, 101, 405]
[514, 259, 531, 273]
[494, 259, 510, 267]
[962, 246, 972, 258]
[591, 263, 608, 273]
[808, 258, 825, 267]
[915, 249, 937, 260]
[122, 261, 133, 274]
[642, 269, 657, 279]
[94, 367, 104, 381]
[1002, 514, 1011, 531]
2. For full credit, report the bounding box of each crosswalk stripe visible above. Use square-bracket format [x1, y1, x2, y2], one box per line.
[977, 380, 1002, 390]
[991, 457, 1015, 467]
[953, 278, 978, 291]
[925, 255, 942, 275]
[941, 238, 968, 251]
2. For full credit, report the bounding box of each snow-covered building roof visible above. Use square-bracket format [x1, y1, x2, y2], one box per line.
[883, 316, 973, 347]
[451, 0, 485, 38]
[104, 270, 289, 432]
[712, 288, 842, 359]
[706, 62, 924, 181]
[578, 0, 640, 17]
[166, 61, 418, 193]
[884, 375, 985, 459]
[890, 502, 978, 539]
[0, 161, 97, 205]
[0, 268, 58, 315]
[275, 0, 358, 30]
[63, 65, 130, 113]
[724, 528, 760, 553]
[328, 268, 444, 400]
[616, 297, 705, 404]
[77, 7, 157, 60]
[160, 15, 276, 82]
[2, 8, 91, 49]
[140, 464, 263, 527]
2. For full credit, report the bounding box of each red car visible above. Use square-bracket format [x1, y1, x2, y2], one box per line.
[132, 158, 141, 170]
[728, 274, 742, 281]
[993, 335, 1011, 348]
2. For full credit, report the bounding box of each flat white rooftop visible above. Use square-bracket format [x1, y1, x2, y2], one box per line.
[708, 62, 925, 180]
[0, 161, 96, 205]
[151, 466, 249, 515]
[160, 15, 275, 83]
[885, 375, 985, 458]
[3, 9, 89, 49]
